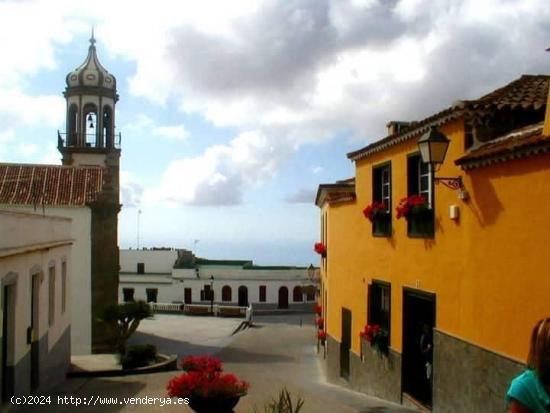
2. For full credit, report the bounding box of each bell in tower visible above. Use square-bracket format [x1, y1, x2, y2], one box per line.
[58, 29, 121, 168]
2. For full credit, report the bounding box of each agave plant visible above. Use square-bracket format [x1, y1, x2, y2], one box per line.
[254, 388, 305, 413]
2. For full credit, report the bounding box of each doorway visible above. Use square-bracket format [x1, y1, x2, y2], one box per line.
[2, 285, 15, 403]
[278, 287, 288, 309]
[402, 288, 436, 408]
[30, 274, 40, 392]
[340, 308, 352, 379]
[238, 286, 248, 307]
[184, 288, 192, 304]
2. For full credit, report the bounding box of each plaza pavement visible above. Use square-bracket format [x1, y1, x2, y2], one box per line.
[11, 313, 417, 413]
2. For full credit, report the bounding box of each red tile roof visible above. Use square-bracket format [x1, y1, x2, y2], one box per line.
[0, 163, 104, 206]
[455, 123, 550, 169]
[348, 75, 550, 161]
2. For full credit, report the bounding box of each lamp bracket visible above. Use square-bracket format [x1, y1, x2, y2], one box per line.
[434, 176, 463, 191]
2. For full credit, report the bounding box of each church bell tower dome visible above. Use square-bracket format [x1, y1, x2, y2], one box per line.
[65, 29, 117, 94]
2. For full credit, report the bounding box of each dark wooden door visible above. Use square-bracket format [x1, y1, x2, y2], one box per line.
[238, 286, 248, 307]
[30, 274, 40, 392]
[402, 288, 436, 408]
[2, 285, 14, 402]
[340, 308, 352, 379]
[278, 287, 288, 309]
[184, 288, 192, 304]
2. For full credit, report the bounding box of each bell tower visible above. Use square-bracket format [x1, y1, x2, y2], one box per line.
[58, 30, 120, 194]
[59, 30, 121, 353]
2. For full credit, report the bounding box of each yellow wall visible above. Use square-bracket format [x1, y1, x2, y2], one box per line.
[323, 118, 550, 362]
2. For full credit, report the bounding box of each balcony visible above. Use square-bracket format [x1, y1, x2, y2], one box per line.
[57, 131, 121, 149]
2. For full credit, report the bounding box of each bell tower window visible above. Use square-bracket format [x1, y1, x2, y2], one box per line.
[103, 106, 113, 148]
[67, 104, 78, 146]
[83, 104, 98, 147]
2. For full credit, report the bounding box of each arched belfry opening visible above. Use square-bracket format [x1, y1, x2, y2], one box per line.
[67, 104, 78, 146]
[103, 105, 113, 148]
[83, 103, 98, 147]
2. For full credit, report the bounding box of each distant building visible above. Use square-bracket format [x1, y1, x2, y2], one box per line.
[0, 33, 120, 354]
[0, 210, 72, 401]
[119, 249, 317, 310]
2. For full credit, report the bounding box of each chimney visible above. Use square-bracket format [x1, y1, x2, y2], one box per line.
[386, 121, 411, 135]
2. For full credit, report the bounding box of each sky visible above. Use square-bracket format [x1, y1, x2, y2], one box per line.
[1, 0, 549, 265]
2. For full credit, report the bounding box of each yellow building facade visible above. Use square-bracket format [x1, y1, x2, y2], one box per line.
[316, 75, 550, 412]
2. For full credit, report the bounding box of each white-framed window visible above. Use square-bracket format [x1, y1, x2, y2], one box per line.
[418, 161, 432, 207]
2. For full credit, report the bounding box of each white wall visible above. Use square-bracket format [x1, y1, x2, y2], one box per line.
[120, 250, 178, 274]
[2, 206, 92, 354]
[0, 211, 72, 394]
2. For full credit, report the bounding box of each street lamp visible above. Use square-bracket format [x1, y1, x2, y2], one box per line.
[210, 276, 214, 314]
[417, 126, 468, 197]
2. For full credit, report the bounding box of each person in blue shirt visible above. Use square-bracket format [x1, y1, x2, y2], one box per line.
[506, 318, 550, 413]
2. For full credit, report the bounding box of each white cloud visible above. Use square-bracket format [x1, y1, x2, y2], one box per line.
[17, 143, 38, 157]
[143, 130, 293, 206]
[120, 171, 144, 208]
[311, 166, 323, 174]
[125, 114, 189, 141]
[152, 125, 189, 141]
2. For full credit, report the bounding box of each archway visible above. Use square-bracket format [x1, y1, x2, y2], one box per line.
[278, 286, 289, 309]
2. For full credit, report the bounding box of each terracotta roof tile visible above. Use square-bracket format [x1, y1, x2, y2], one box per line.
[348, 75, 550, 161]
[0, 163, 104, 207]
[455, 123, 550, 169]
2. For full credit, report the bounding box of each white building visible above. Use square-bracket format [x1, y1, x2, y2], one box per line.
[119, 249, 318, 310]
[0, 210, 72, 402]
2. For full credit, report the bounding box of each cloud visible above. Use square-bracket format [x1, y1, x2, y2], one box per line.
[143, 130, 294, 206]
[120, 171, 144, 208]
[311, 166, 323, 174]
[285, 188, 316, 204]
[152, 125, 189, 141]
[125, 114, 189, 141]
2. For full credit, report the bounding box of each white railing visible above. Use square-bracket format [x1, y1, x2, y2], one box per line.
[149, 302, 249, 318]
[149, 302, 183, 313]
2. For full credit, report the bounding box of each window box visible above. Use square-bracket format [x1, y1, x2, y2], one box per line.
[372, 212, 391, 237]
[407, 208, 434, 237]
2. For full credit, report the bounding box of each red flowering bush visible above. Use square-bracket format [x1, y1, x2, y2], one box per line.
[167, 371, 249, 399]
[180, 355, 222, 373]
[318, 331, 327, 342]
[314, 304, 322, 315]
[314, 242, 327, 256]
[395, 195, 428, 220]
[316, 317, 324, 329]
[360, 324, 389, 356]
[168, 355, 248, 400]
[362, 201, 387, 222]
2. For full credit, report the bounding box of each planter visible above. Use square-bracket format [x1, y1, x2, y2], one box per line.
[372, 212, 391, 236]
[188, 394, 244, 413]
[407, 208, 434, 237]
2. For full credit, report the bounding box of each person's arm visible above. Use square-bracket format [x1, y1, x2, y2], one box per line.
[508, 399, 532, 413]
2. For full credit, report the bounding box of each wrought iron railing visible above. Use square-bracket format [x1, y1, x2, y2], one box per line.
[57, 131, 121, 149]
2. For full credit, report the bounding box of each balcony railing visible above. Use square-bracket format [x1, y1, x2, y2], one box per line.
[57, 131, 121, 149]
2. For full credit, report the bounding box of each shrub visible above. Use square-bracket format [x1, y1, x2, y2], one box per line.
[121, 344, 157, 369]
[254, 388, 305, 413]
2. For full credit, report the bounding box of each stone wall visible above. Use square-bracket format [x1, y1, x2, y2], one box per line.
[349, 339, 402, 403]
[433, 330, 524, 413]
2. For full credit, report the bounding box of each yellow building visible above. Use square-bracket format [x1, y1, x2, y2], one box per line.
[315, 75, 550, 412]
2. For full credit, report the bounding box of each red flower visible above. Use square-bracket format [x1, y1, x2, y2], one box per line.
[314, 242, 327, 255]
[396, 195, 428, 219]
[180, 355, 222, 373]
[314, 304, 322, 315]
[359, 324, 381, 344]
[167, 371, 249, 399]
[362, 201, 387, 222]
[318, 331, 327, 341]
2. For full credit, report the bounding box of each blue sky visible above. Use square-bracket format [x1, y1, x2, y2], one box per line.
[1, 0, 549, 265]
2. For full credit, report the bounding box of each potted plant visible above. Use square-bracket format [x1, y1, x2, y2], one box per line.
[360, 324, 389, 357]
[395, 195, 433, 236]
[167, 355, 248, 413]
[313, 242, 327, 257]
[363, 201, 390, 235]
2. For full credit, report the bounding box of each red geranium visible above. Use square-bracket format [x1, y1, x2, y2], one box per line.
[314, 304, 322, 315]
[180, 355, 222, 373]
[314, 242, 327, 255]
[318, 331, 327, 341]
[395, 195, 428, 220]
[359, 324, 381, 344]
[362, 201, 387, 222]
[167, 371, 249, 399]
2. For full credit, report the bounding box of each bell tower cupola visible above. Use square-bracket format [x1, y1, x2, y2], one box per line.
[58, 29, 121, 169]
